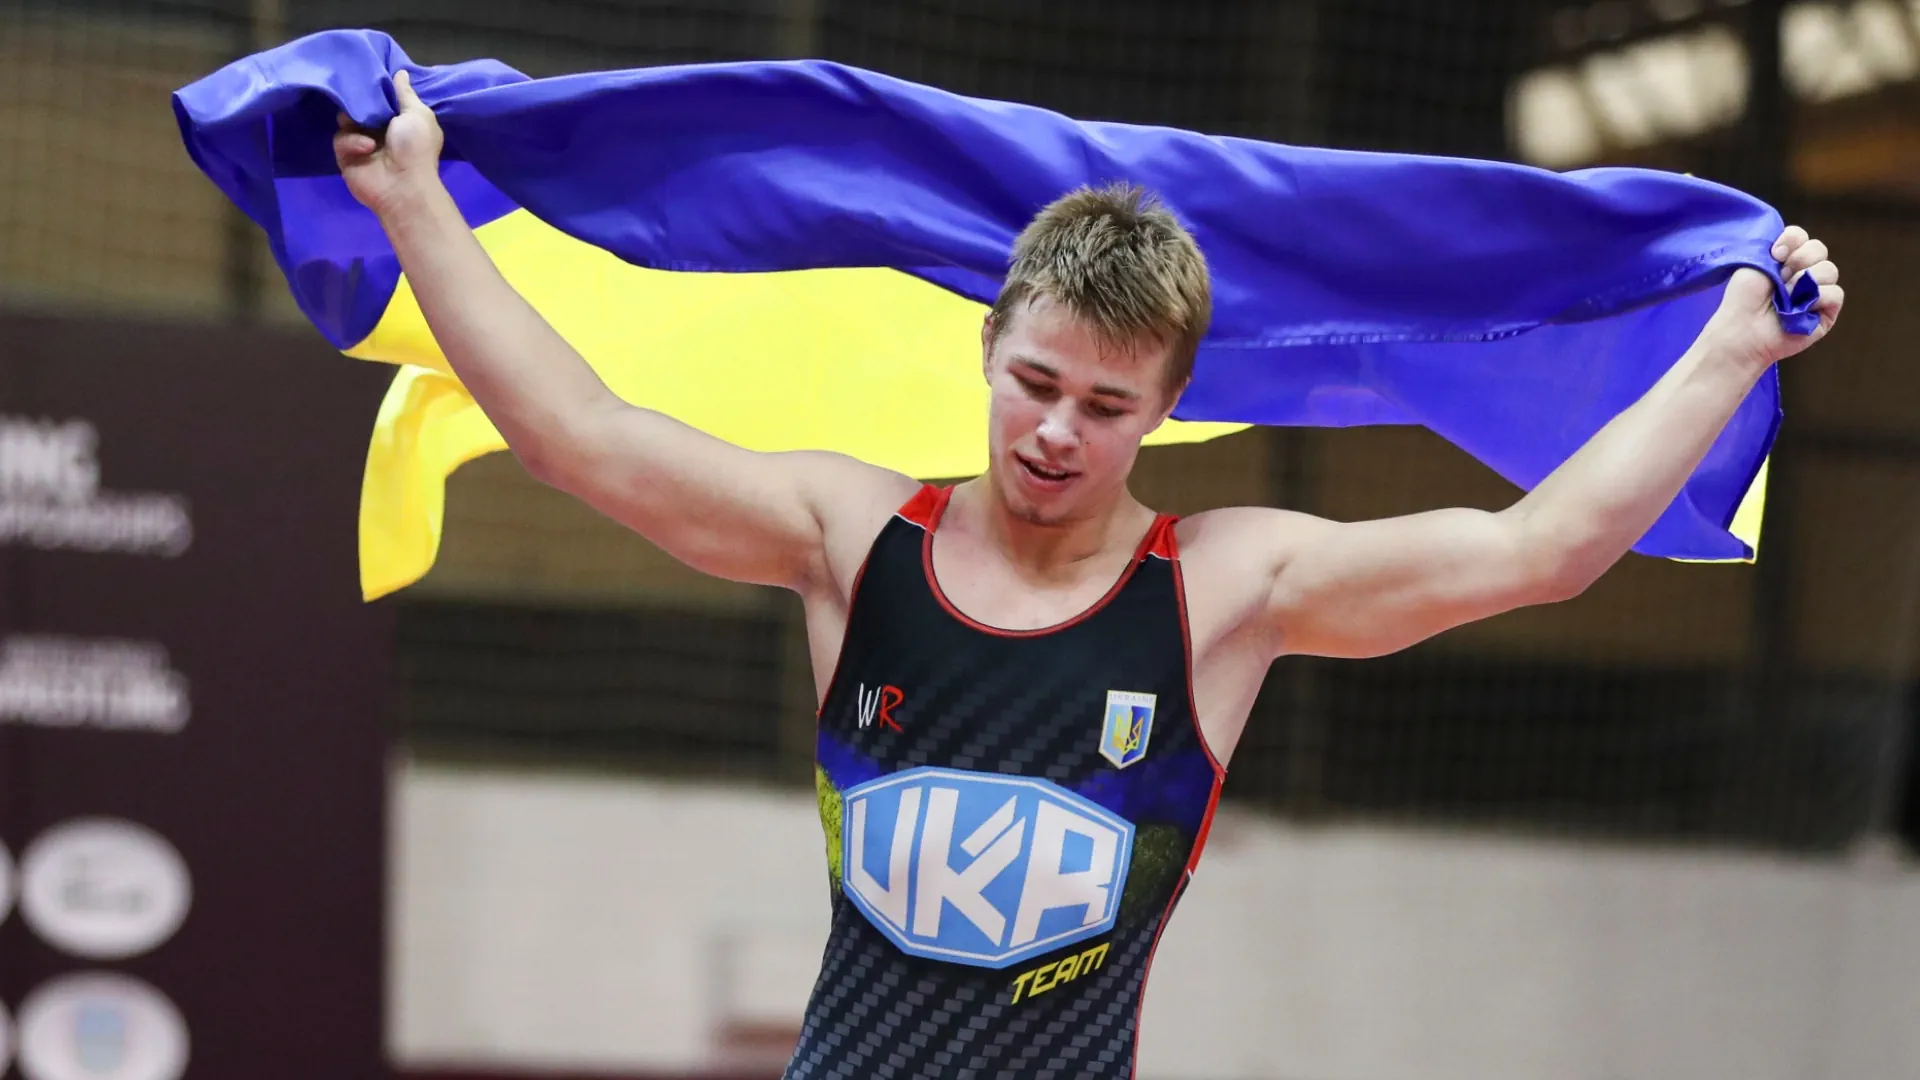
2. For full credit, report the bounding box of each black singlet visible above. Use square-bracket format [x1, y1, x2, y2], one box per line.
[787, 484, 1225, 1079]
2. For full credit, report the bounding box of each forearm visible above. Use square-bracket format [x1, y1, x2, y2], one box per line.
[1511, 337, 1769, 589]
[377, 178, 620, 479]
[1268, 231, 1836, 658]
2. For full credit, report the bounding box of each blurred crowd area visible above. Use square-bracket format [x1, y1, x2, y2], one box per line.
[3, 0, 1917, 856]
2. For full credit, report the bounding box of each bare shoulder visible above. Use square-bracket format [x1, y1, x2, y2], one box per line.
[1173, 503, 1332, 570]
[790, 450, 922, 597]
[1171, 504, 1334, 648]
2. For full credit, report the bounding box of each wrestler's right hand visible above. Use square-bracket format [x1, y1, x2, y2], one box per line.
[334, 68, 445, 218]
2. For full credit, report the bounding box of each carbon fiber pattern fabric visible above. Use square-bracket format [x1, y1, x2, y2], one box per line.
[790, 485, 1224, 1079]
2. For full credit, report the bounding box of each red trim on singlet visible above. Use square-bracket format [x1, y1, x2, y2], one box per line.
[915, 485, 1172, 639]
[812, 547, 876, 721]
[897, 482, 945, 530]
[811, 487, 940, 719]
[1167, 527, 1227, 780]
[1129, 518, 1226, 1077]
[1129, 794, 1225, 1077]
[1143, 514, 1179, 562]
[1127, 863, 1205, 1078]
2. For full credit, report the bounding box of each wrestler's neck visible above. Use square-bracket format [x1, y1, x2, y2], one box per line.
[951, 469, 1157, 578]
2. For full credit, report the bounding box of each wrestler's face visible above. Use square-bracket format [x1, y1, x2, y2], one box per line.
[982, 295, 1181, 527]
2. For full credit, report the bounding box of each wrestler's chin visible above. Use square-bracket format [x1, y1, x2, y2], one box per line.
[1002, 483, 1079, 528]
[1011, 500, 1066, 527]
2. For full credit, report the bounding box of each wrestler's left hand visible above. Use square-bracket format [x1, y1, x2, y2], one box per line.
[1701, 224, 1844, 371]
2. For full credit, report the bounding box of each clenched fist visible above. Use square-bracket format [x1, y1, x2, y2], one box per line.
[334, 69, 446, 219]
[1701, 225, 1844, 371]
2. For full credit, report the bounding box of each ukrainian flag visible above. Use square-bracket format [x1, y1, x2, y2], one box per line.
[173, 30, 1819, 600]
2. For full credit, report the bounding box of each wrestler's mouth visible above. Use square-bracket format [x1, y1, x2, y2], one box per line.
[1015, 452, 1078, 486]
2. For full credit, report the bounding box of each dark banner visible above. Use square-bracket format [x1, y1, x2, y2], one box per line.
[0, 314, 394, 1080]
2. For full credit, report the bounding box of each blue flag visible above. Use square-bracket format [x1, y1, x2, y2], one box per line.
[173, 29, 1816, 598]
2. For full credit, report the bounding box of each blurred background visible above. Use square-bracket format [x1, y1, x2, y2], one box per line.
[2, 1, 1918, 1079]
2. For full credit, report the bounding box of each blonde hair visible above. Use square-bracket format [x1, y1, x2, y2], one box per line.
[988, 182, 1211, 396]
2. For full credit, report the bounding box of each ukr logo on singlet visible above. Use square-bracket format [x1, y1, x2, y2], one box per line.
[1099, 690, 1157, 769]
[841, 767, 1134, 969]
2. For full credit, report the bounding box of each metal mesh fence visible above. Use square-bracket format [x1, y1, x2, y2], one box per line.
[3, 0, 1917, 856]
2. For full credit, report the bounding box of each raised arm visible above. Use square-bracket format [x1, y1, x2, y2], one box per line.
[1253, 228, 1843, 659]
[335, 72, 911, 591]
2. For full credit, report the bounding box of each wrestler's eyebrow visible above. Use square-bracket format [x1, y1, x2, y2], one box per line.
[1010, 357, 1141, 401]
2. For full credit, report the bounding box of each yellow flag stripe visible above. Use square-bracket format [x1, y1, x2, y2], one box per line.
[1674, 454, 1767, 565]
[346, 208, 1247, 598]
